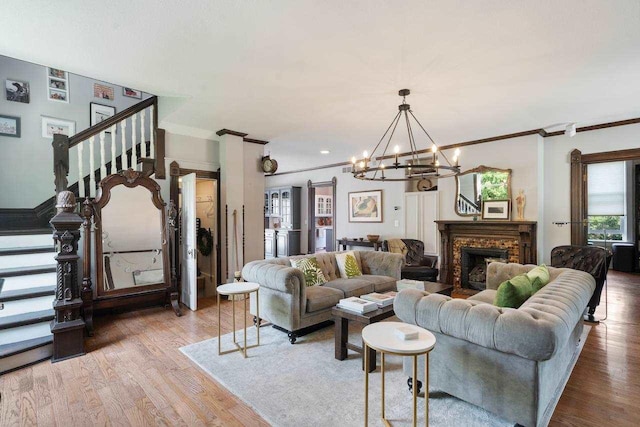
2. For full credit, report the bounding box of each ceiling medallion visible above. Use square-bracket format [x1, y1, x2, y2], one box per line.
[350, 89, 461, 182]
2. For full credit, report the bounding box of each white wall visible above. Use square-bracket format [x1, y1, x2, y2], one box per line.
[0, 55, 151, 208]
[542, 123, 640, 262]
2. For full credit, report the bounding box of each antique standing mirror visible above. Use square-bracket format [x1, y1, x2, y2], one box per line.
[92, 169, 179, 314]
[455, 165, 512, 216]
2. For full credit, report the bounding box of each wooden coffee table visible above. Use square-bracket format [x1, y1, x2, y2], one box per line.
[332, 304, 396, 372]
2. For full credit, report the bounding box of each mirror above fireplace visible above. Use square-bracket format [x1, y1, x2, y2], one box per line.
[455, 165, 512, 216]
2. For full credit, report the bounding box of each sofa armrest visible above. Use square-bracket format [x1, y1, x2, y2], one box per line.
[358, 251, 403, 278]
[242, 260, 305, 294]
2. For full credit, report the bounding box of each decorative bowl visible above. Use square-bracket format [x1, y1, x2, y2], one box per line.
[358, 237, 364, 241]
[367, 234, 380, 242]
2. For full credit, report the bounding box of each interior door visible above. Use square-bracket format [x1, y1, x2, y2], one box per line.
[181, 173, 198, 310]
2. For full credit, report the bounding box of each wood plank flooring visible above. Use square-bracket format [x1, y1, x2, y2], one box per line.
[1, 271, 639, 426]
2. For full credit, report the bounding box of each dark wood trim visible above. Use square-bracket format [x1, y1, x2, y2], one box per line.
[307, 178, 337, 254]
[242, 137, 269, 145]
[155, 128, 166, 179]
[177, 168, 219, 179]
[216, 129, 248, 137]
[270, 116, 640, 177]
[581, 147, 640, 164]
[69, 96, 156, 147]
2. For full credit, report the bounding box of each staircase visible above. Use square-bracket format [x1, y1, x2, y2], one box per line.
[0, 230, 56, 374]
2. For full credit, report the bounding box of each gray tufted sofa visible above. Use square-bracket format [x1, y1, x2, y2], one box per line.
[242, 251, 403, 343]
[394, 262, 595, 427]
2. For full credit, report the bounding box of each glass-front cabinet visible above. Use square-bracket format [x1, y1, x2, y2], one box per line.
[281, 189, 292, 228]
[315, 195, 333, 216]
[270, 190, 280, 217]
[264, 186, 301, 258]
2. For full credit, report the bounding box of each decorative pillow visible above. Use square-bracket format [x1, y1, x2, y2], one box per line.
[290, 257, 327, 287]
[526, 264, 550, 290]
[494, 274, 533, 308]
[530, 276, 545, 294]
[335, 251, 362, 279]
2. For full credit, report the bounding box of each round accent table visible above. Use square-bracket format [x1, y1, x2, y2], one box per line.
[217, 282, 260, 358]
[362, 321, 436, 426]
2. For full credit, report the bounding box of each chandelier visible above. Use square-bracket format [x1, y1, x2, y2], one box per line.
[351, 89, 460, 181]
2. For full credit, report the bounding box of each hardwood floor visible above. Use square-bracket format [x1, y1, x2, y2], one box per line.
[1, 271, 639, 426]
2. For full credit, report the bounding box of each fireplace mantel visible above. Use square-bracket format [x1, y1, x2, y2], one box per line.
[436, 220, 537, 294]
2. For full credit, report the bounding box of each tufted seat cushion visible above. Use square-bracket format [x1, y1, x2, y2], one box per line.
[305, 285, 344, 313]
[358, 274, 397, 292]
[324, 278, 374, 298]
[467, 289, 497, 304]
[395, 264, 595, 361]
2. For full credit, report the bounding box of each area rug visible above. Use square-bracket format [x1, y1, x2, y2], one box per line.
[180, 323, 590, 427]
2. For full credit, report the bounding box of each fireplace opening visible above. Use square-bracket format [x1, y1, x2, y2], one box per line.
[460, 247, 509, 291]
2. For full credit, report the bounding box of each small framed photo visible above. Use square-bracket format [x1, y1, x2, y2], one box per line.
[41, 116, 76, 138]
[348, 190, 383, 223]
[123, 87, 142, 99]
[5, 79, 30, 103]
[47, 67, 69, 103]
[94, 83, 114, 101]
[0, 114, 21, 138]
[481, 200, 511, 220]
[90, 102, 116, 126]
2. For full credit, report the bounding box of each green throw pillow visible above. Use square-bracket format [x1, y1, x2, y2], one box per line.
[526, 264, 550, 289]
[530, 276, 545, 294]
[290, 257, 327, 286]
[494, 274, 533, 308]
[335, 251, 363, 279]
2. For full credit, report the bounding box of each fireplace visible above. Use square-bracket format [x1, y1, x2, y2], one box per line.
[460, 247, 509, 291]
[436, 221, 537, 295]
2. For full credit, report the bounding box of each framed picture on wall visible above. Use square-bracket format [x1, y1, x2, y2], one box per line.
[481, 199, 511, 220]
[0, 114, 21, 137]
[5, 79, 30, 103]
[123, 87, 142, 99]
[90, 102, 116, 126]
[94, 83, 114, 101]
[41, 116, 76, 138]
[348, 190, 383, 223]
[47, 67, 69, 103]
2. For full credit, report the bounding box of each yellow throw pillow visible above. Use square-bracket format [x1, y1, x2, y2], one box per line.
[335, 251, 362, 279]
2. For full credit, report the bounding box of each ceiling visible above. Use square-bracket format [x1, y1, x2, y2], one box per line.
[1, 1, 639, 172]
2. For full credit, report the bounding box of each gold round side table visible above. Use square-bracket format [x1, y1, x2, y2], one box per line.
[362, 321, 436, 426]
[217, 282, 260, 358]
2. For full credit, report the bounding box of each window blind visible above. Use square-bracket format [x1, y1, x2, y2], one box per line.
[587, 161, 625, 216]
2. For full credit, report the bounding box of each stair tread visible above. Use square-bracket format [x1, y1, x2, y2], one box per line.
[0, 229, 52, 236]
[0, 335, 52, 358]
[0, 285, 56, 302]
[0, 246, 55, 256]
[0, 265, 57, 277]
[0, 273, 56, 293]
[0, 233, 53, 249]
[0, 309, 55, 330]
[0, 294, 54, 317]
[0, 253, 56, 270]
[0, 321, 52, 347]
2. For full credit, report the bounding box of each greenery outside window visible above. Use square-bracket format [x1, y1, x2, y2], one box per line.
[587, 215, 624, 241]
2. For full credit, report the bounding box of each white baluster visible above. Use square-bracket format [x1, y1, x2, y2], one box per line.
[99, 131, 107, 180]
[89, 136, 96, 197]
[78, 141, 85, 198]
[140, 109, 146, 158]
[131, 113, 138, 169]
[110, 124, 117, 174]
[149, 105, 155, 159]
[121, 119, 128, 170]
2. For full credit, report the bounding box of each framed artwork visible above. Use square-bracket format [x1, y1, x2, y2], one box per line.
[41, 116, 76, 138]
[90, 102, 116, 126]
[481, 199, 511, 220]
[348, 190, 383, 223]
[0, 114, 21, 138]
[94, 83, 114, 100]
[123, 87, 142, 99]
[47, 67, 69, 103]
[5, 79, 30, 103]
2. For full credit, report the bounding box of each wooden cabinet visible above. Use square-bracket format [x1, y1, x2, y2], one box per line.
[265, 229, 277, 259]
[265, 186, 302, 257]
[264, 191, 270, 217]
[315, 195, 333, 216]
[277, 229, 301, 258]
[404, 191, 440, 255]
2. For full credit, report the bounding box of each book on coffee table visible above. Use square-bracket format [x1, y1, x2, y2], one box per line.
[337, 296, 378, 314]
[360, 291, 397, 307]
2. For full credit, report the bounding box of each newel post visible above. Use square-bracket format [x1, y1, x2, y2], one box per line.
[53, 134, 70, 193]
[50, 191, 86, 362]
[81, 199, 94, 336]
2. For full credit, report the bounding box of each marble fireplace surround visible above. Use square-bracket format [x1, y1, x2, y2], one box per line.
[436, 221, 537, 295]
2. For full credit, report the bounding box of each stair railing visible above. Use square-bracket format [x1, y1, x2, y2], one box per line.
[457, 194, 480, 215]
[53, 95, 163, 199]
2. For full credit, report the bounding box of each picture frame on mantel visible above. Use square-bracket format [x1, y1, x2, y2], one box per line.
[481, 199, 511, 220]
[348, 190, 383, 223]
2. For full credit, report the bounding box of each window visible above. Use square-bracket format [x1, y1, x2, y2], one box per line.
[587, 161, 626, 241]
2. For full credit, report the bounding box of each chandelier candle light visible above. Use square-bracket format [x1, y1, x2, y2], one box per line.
[350, 89, 461, 182]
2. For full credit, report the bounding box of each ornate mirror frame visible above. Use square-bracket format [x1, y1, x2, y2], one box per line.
[93, 169, 171, 298]
[455, 165, 512, 217]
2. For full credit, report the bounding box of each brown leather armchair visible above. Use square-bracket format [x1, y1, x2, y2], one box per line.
[550, 245, 612, 322]
[383, 239, 439, 282]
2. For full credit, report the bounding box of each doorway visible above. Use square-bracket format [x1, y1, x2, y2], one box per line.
[307, 177, 337, 254]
